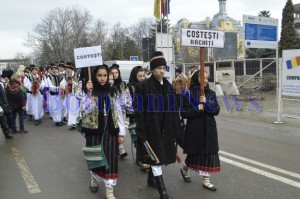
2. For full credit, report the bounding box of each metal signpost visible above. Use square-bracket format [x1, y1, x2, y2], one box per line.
[243, 15, 280, 123]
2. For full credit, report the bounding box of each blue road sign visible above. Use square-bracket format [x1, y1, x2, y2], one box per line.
[243, 15, 278, 49]
[130, 56, 138, 61]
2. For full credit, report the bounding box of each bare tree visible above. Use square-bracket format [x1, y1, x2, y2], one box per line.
[89, 19, 107, 46]
[26, 6, 93, 64]
[129, 17, 155, 50]
[104, 22, 129, 60]
[88, 19, 109, 60]
[25, 7, 157, 63]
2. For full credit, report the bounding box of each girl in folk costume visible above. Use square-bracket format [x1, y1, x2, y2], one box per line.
[109, 64, 128, 158]
[45, 65, 65, 126]
[124, 66, 150, 171]
[180, 70, 221, 191]
[82, 65, 126, 199]
[23, 66, 44, 126]
[60, 62, 80, 130]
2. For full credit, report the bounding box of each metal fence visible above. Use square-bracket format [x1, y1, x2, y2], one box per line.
[175, 58, 277, 92]
[176, 58, 300, 120]
[176, 58, 290, 114]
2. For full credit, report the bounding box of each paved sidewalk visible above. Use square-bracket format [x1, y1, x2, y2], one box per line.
[219, 108, 300, 129]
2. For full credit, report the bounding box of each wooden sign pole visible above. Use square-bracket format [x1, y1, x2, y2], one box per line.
[88, 66, 91, 81]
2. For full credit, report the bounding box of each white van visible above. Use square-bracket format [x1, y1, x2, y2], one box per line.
[104, 60, 174, 83]
[104, 60, 144, 83]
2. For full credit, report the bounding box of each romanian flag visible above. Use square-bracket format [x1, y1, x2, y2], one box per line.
[154, 0, 161, 20]
[286, 56, 300, 69]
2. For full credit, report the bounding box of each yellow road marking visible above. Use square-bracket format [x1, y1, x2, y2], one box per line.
[11, 147, 41, 194]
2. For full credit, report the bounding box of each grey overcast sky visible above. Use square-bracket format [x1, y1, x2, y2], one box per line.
[0, 0, 292, 59]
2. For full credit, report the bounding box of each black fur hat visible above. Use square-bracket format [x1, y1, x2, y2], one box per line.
[150, 51, 166, 70]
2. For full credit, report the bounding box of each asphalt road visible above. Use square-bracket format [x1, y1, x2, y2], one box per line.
[0, 112, 300, 199]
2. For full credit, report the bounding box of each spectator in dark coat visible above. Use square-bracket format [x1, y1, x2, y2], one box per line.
[6, 74, 28, 134]
[1, 69, 13, 129]
[0, 83, 13, 139]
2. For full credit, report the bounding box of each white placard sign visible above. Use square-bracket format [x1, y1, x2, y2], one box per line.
[282, 50, 300, 96]
[74, 46, 103, 68]
[181, 28, 225, 48]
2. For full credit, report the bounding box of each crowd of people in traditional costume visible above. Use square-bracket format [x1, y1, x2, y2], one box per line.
[0, 51, 221, 199]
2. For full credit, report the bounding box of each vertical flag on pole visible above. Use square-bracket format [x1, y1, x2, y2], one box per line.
[161, 0, 165, 17]
[166, 0, 170, 17]
[161, 0, 170, 18]
[154, 0, 161, 20]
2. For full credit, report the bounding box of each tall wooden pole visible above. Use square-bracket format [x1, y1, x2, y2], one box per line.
[199, 47, 205, 111]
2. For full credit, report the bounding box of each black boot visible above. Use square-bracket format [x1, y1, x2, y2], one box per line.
[155, 175, 173, 199]
[4, 131, 13, 139]
[55, 122, 63, 126]
[147, 167, 158, 189]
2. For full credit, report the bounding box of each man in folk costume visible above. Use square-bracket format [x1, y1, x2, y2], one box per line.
[45, 64, 65, 126]
[60, 62, 80, 130]
[23, 65, 44, 126]
[58, 61, 66, 79]
[58, 61, 68, 123]
[186, 65, 197, 90]
[23, 65, 34, 121]
[42, 64, 52, 113]
[135, 51, 181, 199]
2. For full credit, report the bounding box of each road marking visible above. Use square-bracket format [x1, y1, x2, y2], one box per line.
[220, 150, 300, 180]
[220, 156, 300, 189]
[11, 148, 41, 194]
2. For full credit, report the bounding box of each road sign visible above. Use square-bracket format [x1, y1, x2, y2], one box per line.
[130, 56, 138, 61]
[243, 15, 278, 49]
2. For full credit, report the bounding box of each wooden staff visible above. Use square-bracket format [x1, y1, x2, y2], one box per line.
[88, 66, 91, 81]
[199, 47, 205, 111]
[87, 66, 92, 96]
